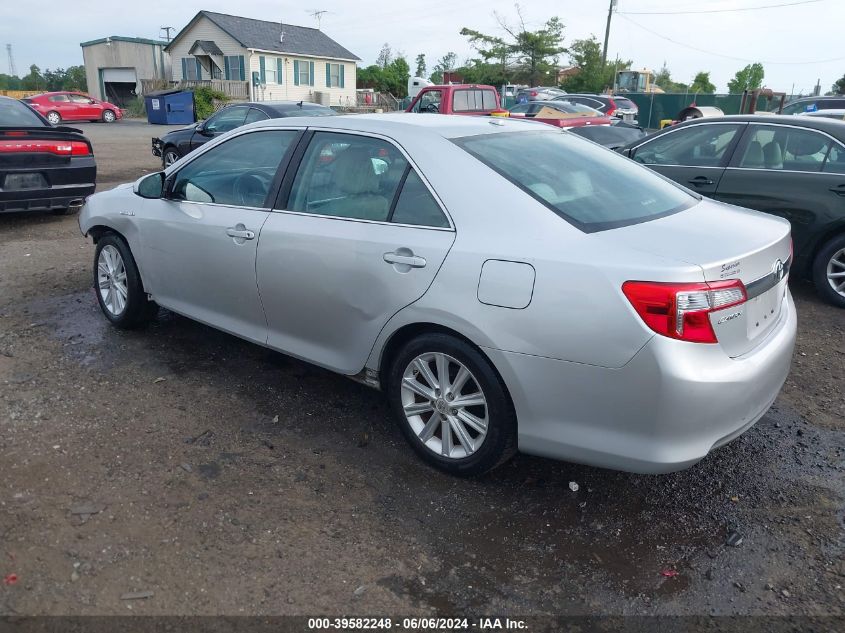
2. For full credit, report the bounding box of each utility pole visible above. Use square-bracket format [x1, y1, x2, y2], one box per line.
[601, 0, 617, 68]
[6, 44, 16, 76]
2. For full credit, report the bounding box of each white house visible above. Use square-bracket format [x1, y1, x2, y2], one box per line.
[166, 10, 360, 106]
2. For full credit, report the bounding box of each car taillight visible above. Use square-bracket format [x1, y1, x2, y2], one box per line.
[622, 280, 747, 344]
[530, 91, 538, 97]
[0, 140, 90, 156]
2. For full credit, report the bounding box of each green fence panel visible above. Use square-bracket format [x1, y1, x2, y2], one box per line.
[623, 93, 775, 129]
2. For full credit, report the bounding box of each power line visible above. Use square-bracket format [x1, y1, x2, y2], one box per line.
[618, 0, 822, 16]
[617, 13, 845, 65]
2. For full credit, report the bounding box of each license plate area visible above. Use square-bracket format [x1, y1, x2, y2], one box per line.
[746, 280, 785, 340]
[4, 172, 48, 190]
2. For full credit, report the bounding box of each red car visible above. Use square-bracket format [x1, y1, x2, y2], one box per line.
[23, 92, 123, 125]
[406, 84, 508, 116]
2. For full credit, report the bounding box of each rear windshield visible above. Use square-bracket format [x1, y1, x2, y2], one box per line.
[613, 97, 637, 109]
[568, 124, 646, 147]
[454, 130, 694, 232]
[452, 89, 497, 112]
[0, 99, 46, 127]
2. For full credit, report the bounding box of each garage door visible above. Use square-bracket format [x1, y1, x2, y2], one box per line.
[102, 68, 137, 83]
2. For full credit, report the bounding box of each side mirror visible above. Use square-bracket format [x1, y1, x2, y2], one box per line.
[196, 123, 212, 136]
[134, 172, 165, 199]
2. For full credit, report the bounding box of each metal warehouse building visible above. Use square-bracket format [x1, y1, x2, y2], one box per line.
[80, 36, 171, 106]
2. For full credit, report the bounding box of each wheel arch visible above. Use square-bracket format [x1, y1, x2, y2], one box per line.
[807, 221, 845, 277]
[375, 321, 509, 401]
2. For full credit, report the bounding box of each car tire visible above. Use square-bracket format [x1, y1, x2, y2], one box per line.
[46, 111, 60, 125]
[387, 333, 517, 476]
[102, 109, 116, 123]
[50, 206, 77, 216]
[812, 234, 845, 308]
[162, 147, 181, 168]
[93, 234, 157, 329]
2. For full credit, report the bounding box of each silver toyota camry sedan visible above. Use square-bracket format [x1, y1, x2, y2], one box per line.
[79, 114, 796, 476]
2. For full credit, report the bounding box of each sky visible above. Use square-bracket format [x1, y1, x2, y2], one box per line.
[1, 0, 843, 95]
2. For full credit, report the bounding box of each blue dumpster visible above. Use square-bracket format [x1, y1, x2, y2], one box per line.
[144, 90, 195, 125]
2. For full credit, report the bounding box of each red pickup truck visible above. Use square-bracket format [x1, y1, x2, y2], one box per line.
[406, 84, 507, 116]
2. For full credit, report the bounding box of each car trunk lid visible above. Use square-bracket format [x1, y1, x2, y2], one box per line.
[604, 198, 792, 357]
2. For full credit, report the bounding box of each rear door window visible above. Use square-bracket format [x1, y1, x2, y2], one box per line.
[736, 125, 831, 172]
[455, 130, 694, 232]
[244, 108, 269, 124]
[633, 124, 743, 167]
[823, 144, 845, 174]
[390, 170, 449, 228]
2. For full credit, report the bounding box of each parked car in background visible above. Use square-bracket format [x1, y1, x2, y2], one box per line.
[568, 121, 647, 149]
[620, 115, 845, 307]
[507, 101, 612, 129]
[515, 87, 567, 102]
[152, 100, 337, 167]
[80, 114, 795, 476]
[23, 92, 123, 125]
[0, 96, 95, 214]
[558, 94, 639, 123]
[798, 109, 845, 121]
[779, 96, 845, 116]
[405, 84, 507, 117]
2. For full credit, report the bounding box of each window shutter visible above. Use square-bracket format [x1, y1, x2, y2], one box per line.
[277, 58, 283, 84]
[259, 56, 266, 83]
[326, 63, 331, 87]
[224, 56, 230, 80]
[340, 64, 345, 88]
[181, 58, 187, 80]
[309, 61, 315, 86]
[293, 60, 300, 86]
[238, 56, 245, 82]
[195, 58, 202, 80]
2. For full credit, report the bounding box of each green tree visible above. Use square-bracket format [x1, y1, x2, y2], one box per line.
[0, 74, 22, 90]
[831, 73, 845, 95]
[689, 71, 716, 94]
[727, 63, 764, 93]
[414, 54, 426, 78]
[561, 36, 630, 94]
[652, 63, 689, 93]
[429, 52, 457, 84]
[460, 27, 511, 82]
[459, 9, 565, 86]
[356, 57, 412, 97]
[21, 64, 45, 91]
[64, 65, 87, 91]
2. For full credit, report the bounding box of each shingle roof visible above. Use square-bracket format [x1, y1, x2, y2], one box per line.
[190, 40, 224, 56]
[169, 11, 360, 61]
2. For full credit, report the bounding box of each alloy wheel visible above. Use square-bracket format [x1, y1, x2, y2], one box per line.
[400, 352, 489, 459]
[827, 247, 845, 297]
[163, 150, 179, 167]
[103, 110, 116, 122]
[46, 112, 60, 125]
[97, 245, 128, 316]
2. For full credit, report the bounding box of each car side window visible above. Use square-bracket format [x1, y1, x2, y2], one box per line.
[169, 130, 298, 207]
[49, 95, 69, 102]
[69, 94, 92, 104]
[391, 170, 449, 228]
[824, 144, 845, 174]
[205, 107, 248, 134]
[287, 132, 409, 222]
[633, 124, 743, 167]
[244, 108, 270, 124]
[413, 91, 442, 113]
[738, 125, 831, 172]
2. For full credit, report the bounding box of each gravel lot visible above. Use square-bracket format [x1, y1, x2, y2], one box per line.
[1, 120, 843, 619]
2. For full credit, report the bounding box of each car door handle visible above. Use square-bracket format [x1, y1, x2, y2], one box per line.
[688, 176, 714, 186]
[829, 185, 845, 196]
[226, 227, 255, 240]
[383, 252, 427, 268]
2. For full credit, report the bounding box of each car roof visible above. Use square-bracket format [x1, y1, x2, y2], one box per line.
[242, 112, 550, 140]
[671, 114, 845, 139]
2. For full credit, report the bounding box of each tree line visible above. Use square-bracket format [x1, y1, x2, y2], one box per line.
[0, 65, 87, 92]
[355, 7, 844, 99]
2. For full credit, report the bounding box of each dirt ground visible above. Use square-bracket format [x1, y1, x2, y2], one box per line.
[0, 120, 843, 619]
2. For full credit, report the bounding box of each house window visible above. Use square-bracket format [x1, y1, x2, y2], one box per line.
[260, 56, 281, 84]
[184, 58, 198, 80]
[327, 63, 340, 88]
[225, 56, 244, 81]
[298, 61, 311, 86]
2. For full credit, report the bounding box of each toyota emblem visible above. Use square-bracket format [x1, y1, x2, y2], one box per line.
[773, 259, 784, 281]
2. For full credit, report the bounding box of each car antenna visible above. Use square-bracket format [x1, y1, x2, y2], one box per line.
[297, 100, 303, 108]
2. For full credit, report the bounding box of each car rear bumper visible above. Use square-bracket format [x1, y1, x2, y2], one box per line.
[485, 289, 796, 474]
[0, 156, 96, 213]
